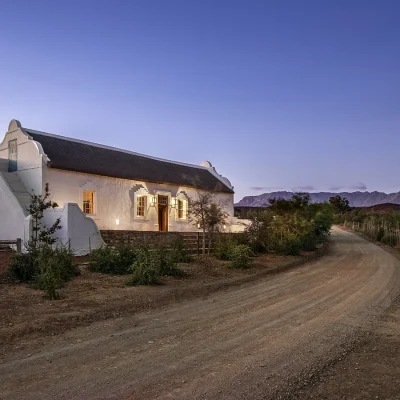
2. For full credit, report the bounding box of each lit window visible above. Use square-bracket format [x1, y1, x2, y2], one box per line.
[178, 199, 186, 219]
[83, 190, 95, 214]
[137, 195, 146, 217]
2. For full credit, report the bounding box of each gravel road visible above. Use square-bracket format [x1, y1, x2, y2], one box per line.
[1, 227, 399, 400]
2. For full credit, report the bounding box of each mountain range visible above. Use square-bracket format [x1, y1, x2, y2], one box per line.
[236, 191, 400, 208]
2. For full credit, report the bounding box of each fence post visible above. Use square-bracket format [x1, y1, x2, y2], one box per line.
[16, 238, 22, 253]
[197, 232, 200, 256]
[89, 236, 92, 254]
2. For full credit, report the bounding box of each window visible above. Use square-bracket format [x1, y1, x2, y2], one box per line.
[8, 139, 18, 172]
[83, 190, 95, 215]
[178, 199, 186, 219]
[137, 195, 146, 217]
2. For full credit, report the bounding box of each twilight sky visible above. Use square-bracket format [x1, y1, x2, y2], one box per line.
[1, 0, 399, 201]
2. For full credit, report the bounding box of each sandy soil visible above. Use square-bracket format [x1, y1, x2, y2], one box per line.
[1, 227, 399, 400]
[0, 251, 12, 280]
[295, 296, 400, 400]
[0, 247, 323, 352]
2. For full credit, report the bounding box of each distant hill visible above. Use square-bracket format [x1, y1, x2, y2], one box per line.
[236, 191, 400, 208]
[359, 203, 400, 213]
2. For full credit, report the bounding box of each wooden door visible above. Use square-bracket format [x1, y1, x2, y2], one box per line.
[158, 195, 169, 231]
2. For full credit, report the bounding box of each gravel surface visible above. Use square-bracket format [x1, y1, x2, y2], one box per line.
[1, 227, 399, 400]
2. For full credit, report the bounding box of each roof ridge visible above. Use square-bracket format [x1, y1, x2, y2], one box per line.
[24, 128, 210, 172]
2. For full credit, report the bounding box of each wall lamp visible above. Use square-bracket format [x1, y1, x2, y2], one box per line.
[150, 196, 157, 206]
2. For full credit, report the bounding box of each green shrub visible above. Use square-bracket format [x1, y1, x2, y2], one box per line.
[9, 245, 78, 284]
[301, 234, 318, 251]
[381, 234, 399, 247]
[244, 194, 334, 256]
[230, 244, 252, 269]
[89, 244, 137, 275]
[35, 246, 78, 299]
[215, 236, 236, 260]
[126, 247, 186, 286]
[36, 251, 63, 300]
[169, 236, 193, 263]
[126, 248, 160, 286]
[9, 250, 38, 281]
[116, 244, 138, 271]
[376, 228, 385, 242]
[49, 247, 78, 281]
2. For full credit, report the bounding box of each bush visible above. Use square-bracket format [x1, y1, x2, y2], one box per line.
[90, 244, 137, 275]
[215, 236, 236, 260]
[244, 195, 333, 256]
[126, 251, 161, 286]
[34, 247, 78, 299]
[169, 236, 193, 263]
[381, 234, 399, 247]
[9, 249, 38, 281]
[376, 228, 385, 242]
[49, 247, 78, 282]
[9, 245, 78, 285]
[126, 247, 186, 286]
[36, 251, 63, 300]
[230, 244, 252, 269]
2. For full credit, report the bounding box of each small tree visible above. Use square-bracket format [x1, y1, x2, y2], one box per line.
[206, 202, 228, 255]
[28, 183, 62, 250]
[10, 183, 65, 285]
[188, 192, 228, 255]
[329, 195, 351, 214]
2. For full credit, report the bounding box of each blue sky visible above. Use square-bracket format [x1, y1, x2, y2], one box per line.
[1, 0, 399, 201]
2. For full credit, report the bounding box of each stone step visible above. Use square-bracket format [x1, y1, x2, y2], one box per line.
[0, 172, 31, 214]
[4, 175, 20, 182]
[7, 182, 27, 192]
[0, 158, 8, 172]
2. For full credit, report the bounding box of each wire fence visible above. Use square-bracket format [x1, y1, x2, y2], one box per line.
[343, 220, 400, 248]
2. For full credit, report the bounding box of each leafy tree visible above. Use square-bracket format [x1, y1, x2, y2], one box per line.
[245, 193, 333, 255]
[329, 195, 351, 214]
[205, 202, 228, 254]
[188, 191, 228, 255]
[269, 192, 311, 215]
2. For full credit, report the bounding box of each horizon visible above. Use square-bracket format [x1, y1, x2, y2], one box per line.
[238, 189, 400, 204]
[1, 0, 400, 200]
[241, 189, 400, 196]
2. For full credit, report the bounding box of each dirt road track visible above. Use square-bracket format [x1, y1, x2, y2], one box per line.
[1, 227, 400, 400]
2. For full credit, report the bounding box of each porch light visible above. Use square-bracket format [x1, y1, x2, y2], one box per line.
[171, 198, 176, 208]
[223, 224, 226, 231]
[116, 219, 120, 225]
[150, 196, 156, 206]
[197, 223, 201, 229]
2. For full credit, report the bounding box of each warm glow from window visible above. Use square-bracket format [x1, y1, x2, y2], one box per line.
[83, 190, 95, 215]
[178, 199, 186, 219]
[137, 195, 146, 217]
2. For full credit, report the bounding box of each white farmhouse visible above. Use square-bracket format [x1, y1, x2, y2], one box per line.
[0, 119, 240, 254]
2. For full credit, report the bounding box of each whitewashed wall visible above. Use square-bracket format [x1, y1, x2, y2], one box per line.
[0, 173, 26, 241]
[0, 120, 45, 195]
[43, 168, 236, 232]
[40, 203, 104, 255]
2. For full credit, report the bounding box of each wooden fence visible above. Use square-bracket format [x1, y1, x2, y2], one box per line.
[100, 230, 221, 255]
[0, 238, 22, 253]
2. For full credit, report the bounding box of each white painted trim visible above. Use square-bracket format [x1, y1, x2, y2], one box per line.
[79, 181, 97, 216]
